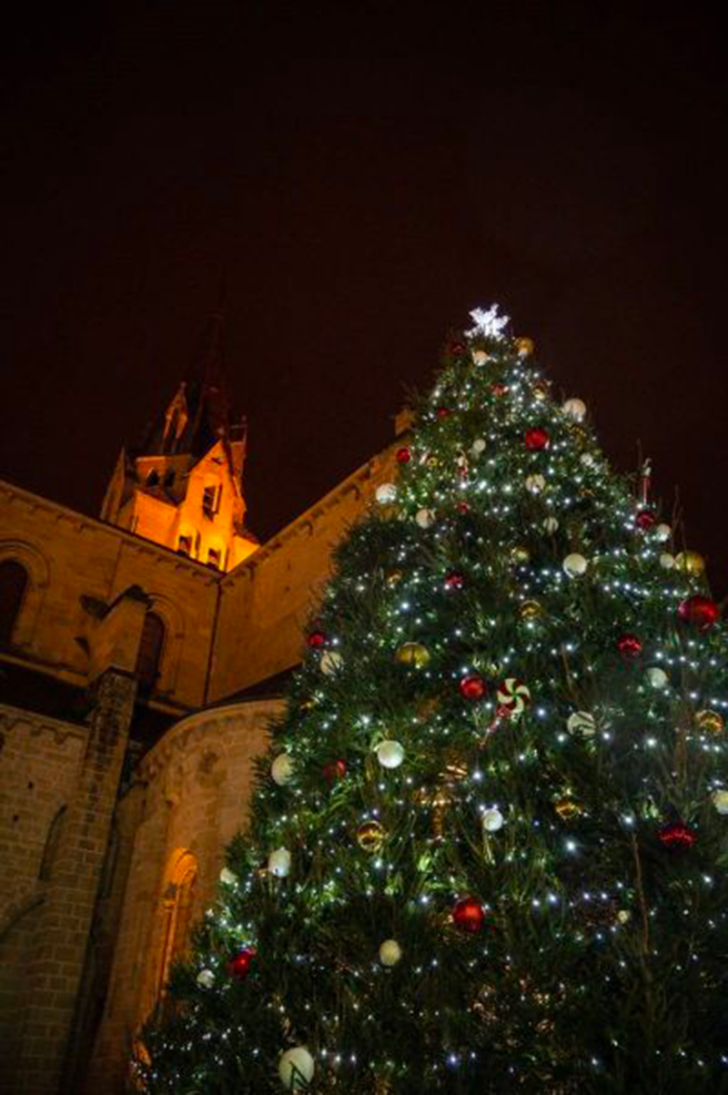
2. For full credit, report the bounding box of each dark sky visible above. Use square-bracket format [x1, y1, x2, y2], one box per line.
[1, 5, 726, 589]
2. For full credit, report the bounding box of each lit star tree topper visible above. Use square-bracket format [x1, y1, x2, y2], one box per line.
[465, 303, 510, 340]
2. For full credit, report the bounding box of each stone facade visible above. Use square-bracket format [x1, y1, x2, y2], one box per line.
[0, 360, 404, 1091]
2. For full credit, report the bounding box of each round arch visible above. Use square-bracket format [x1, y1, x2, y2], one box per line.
[0, 540, 51, 649]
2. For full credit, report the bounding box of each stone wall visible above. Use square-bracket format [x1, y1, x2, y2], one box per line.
[87, 699, 281, 1094]
[0, 480, 220, 708]
[0, 705, 87, 1094]
[209, 445, 399, 700]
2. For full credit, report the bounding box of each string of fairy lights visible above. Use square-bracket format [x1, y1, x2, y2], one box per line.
[138, 306, 727, 1093]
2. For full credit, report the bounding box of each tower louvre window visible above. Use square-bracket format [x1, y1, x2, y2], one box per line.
[207, 547, 221, 570]
[146, 470, 160, 487]
[177, 535, 192, 557]
[202, 485, 217, 519]
[0, 559, 28, 647]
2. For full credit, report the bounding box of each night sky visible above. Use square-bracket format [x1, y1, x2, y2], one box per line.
[1, 6, 726, 590]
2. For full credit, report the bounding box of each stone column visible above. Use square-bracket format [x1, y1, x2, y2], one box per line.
[14, 668, 137, 1095]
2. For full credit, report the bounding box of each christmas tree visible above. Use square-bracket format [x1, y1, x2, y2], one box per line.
[137, 307, 728, 1094]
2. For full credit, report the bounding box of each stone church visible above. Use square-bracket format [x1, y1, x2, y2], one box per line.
[0, 313, 403, 1094]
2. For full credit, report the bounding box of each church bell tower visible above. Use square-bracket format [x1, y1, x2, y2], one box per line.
[101, 309, 258, 572]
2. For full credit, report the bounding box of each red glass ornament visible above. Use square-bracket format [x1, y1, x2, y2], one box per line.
[323, 758, 347, 782]
[635, 509, 656, 530]
[490, 383, 508, 397]
[445, 571, 465, 590]
[437, 407, 452, 420]
[456, 501, 470, 514]
[229, 946, 256, 979]
[678, 595, 720, 631]
[658, 822, 696, 851]
[617, 633, 642, 659]
[307, 630, 326, 649]
[524, 427, 550, 451]
[396, 447, 411, 464]
[452, 896, 486, 933]
[460, 675, 487, 701]
[449, 340, 466, 356]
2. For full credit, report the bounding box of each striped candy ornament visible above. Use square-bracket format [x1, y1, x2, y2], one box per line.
[496, 678, 531, 717]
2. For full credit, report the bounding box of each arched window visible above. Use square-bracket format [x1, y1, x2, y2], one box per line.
[157, 851, 198, 1008]
[0, 560, 28, 647]
[136, 612, 165, 691]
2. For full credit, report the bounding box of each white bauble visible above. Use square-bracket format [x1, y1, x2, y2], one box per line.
[567, 711, 596, 738]
[320, 650, 344, 676]
[196, 969, 215, 989]
[654, 523, 672, 543]
[268, 848, 292, 878]
[712, 790, 728, 816]
[525, 473, 546, 494]
[471, 438, 487, 456]
[580, 452, 595, 468]
[272, 753, 295, 786]
[375, 740, 405, 769]
[219, 867, 237, 886]
[471, 349, 489, 366]
[482, 807, 504, 833]
[543, 515, 559, 533]
[415, 508, 436, 529]
[562, 397, 587, 422]
[279, 1046, 315, 1090]
[646, 667, 668, 690]
[659, 553, 675, 569]
[563, 553, 588, 578]
[375, 483, 398, 505]
[379, 939, 403, 966]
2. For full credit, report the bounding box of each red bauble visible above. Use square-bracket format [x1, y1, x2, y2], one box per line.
[524, 427, 550, 451]
[452, 896, 486, 933]
[323, 758, 347, 782]
[635, 509, 656, 530]
[229, 946, 256, 979]
[307, 630, 327, 649]
[490, 382, 509, 397]
[456, 501, 470, 514]
[658, 822, 696, 851]
[437, 407, 452, 420]
[617, 633, 642, 659]
[449, 340, 466, 357]
[678, 595, 720, 631]
[460, 675, 487, 701]
[396, 447, 411, 464]
[445, 571, 465, 590]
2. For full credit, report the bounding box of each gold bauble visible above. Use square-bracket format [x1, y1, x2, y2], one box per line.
[519, 599, 544, 622]
[356, 820, 386, 852]
[386, 568, 405, 586]
[696, 709, 725, 736]
[555, 796, 583, 821]
[570, 425, 588, 449]
[510, 545, 530, 566]
[515, 336, 535, 357]
[426, 454, 440, 468]
[675, 550, 706, 577]
[532, 379, 550, 401]
[396, 641, 431, 668]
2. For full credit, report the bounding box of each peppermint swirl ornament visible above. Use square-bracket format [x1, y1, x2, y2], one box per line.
[495, 678, 531, 717]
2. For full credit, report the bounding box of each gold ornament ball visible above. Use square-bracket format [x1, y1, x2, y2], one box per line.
[675, 550, 706, 577]
[519, 599, 544, 622]
[532, 379, 550, 401]
[396, 641, 431, 668]
[696, 709, 725, 736]
[426, 454, 440, 468]
[515, 336, 535, 357]
[555, 796, 583, 821]
[386, 568, 404, 586]
[510, 545, 530, 566]
[357, 820, 386, 852]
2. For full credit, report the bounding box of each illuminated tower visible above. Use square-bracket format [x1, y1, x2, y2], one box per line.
[101, 310, 258, 571]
